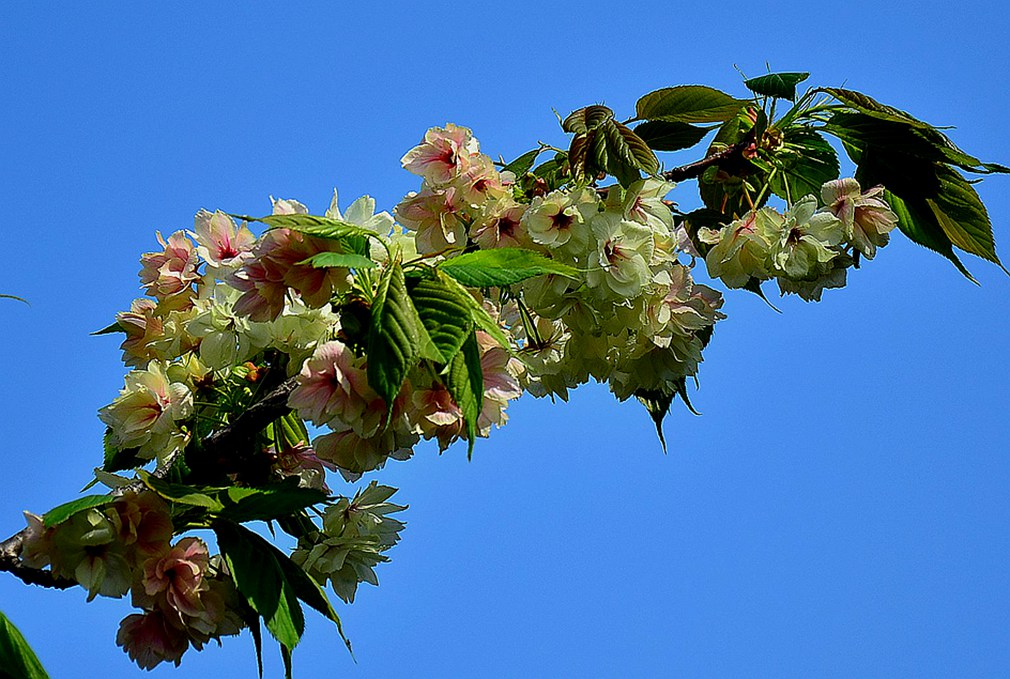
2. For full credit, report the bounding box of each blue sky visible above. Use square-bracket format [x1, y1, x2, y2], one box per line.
[1, 3, 1008, 677]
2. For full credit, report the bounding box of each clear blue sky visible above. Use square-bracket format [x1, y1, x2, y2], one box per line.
[1, 3, 1009, 677]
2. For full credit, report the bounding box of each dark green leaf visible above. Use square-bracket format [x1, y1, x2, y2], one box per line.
[273, 536, 352, 654]
[439, 248, 580, 288]
[820, 87, 931, 128]
[408, 273, 475, 364]
[237, 213, 377, 242]
[138, 471, 225, 511]
[297, 252, 376, 270]
[929, 164, 1005, 269]
[446, 332, 483, 459]
[91, 321, 124, 335]
[634, 389, 672, 454]
[249, 615, 264, 679]
[438, 274, 513, 351]
[744, 72, 810, 100]
[884, 190, 977, 282]
[503, 149, 542, 177]
[214, 521, 304, 651]
[636, 85, 746, 124]
[562, 105, 615, 134]
[367, 263, 422, 414]
[602, 120, 660, 187]
[102, 428, 143, 473]
[218, 482, 327, 523]
[42, 494, 114, 528]
[0, 609, 49, 679]
[633, 121, 712, 152]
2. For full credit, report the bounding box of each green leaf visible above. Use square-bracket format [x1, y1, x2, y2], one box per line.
[820, 87, 932, 128]
[744, 72, 810, 100]
[42, 494, 114, 528]
[102, 428, 143, 473]
[635, 85, 746, 124]
[929, 164, 1004, 269]
[408, 272, 475, 365]
[562, 105, 615, 134]
[446, 332, 483, 459]
[238, 213, 378, 242]
[503, 148, 542, 177]
[0, 609, 49, 679]
[138, 471, 225, 511]
[91, 321, 124, 336]
[297, 252, 376, 270]
[218, 482, 327, 523]
[367, 262, 422, 414]
[0, 294, 28, 305]
[884, 190, 977, 282]
[214, 521, 305, 652]
[602, 120, 661, 187]
[437, 273, 513, 351]
[438, 248, 580, 288]
[633, 120, 712, 152]
[634, 389, 672, 454]
[767, 128, 840, 202]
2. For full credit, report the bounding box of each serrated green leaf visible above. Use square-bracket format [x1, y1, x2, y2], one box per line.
[437, 274, 513, 351]
[102, 428, 144, 473]
[883, 190, 977, 282]
[503, 148, 542, 177]
[602, 120, 660, 187]
[409, 273, 474, 364]
[215, 521, 304, 652]
[438, 248, 580, 288]
[42, 494, 114, 528]
[446, 332, 483, 459]
[821, 87, 932, 128]
[633, 120, 712, 152]
[91, 321, 124, 336]
[636, 85, 746, 124]
[744, 72, 810, 100]
[929, 165, 1004, 269]
[218, 482, 327, 523]
[238, 213, 378, 242]
[297, 252, 376, 270]
[367, 263, 421, 414]
[138, 471, 225, 511]
[562, 105, 615, 134]
[0, 610, 49, 679]
[273, 536, 352, 654]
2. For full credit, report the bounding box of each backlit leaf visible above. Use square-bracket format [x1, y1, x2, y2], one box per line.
[439, 248, 580, 288]
[636, 86, 745, 124]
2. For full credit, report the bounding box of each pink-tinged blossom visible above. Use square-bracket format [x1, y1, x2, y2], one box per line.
[270, 441, 338, 492]
[394, 185, 468, 255]
[117, 610, 189, 670]
[191, 210, 255, 269]
[314, 423, 418, 482]
[49, 508, 132, 601]
[142, 537, 210, 620]
[230, 228, 352, 321]
[471, 199, 530, 250]
[401, 123, 480, 185]
[117, 298, 199, 368]
[113, 491, 173, 560]
[20, 511, 54, 569]
[451, 153, 508, 205]
[270, 196, 309, 215]
[411, 381, 464, 451]
[288, 340, 384, 436]
[821, 178, 899, 259]
[98, 360, 193, 462]
[139, 231, 200, 300]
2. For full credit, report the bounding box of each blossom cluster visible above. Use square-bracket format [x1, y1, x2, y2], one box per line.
[21, 492, 243, 669]
[25, 119, 901, 672]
